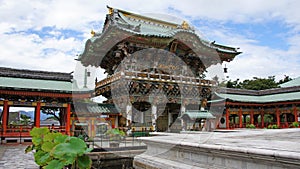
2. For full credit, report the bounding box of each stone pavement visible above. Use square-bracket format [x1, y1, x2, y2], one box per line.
[135, 128, 300, 169]
[0, 144, 38, 169]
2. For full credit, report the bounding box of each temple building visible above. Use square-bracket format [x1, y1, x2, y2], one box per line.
[78, 6, 241, 132]
[0, 67, 76, 143]
[0, 67, 119, 143]
[2, 7, 298, 145]
[216, 78, 300, 129]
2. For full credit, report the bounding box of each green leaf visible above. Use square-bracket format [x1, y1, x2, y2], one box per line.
[32, 137, 43, 146]
[34, 150, 48, 166]
[45, 160, 65, 169]
[61, 154, 76, 165]
[44, 132, 63, 142]
[38, 152, 51, 166]
[52, 137, 87, 158]
[77, 154, 92, 169]
[84, 148, 93, 154]
[30, 127, 50, 138]
[25, 145, 33, 154]
[54, 134, 68, 144]
[42, 141, 56, 152]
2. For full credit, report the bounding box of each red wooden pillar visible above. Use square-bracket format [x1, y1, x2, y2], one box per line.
[226, 107, 230, 129]
[276, 107, 280, 127]
[35, 102, 41, 128]
[293, 106, 298, 122]
[261, 112, 264, 128]
[66, 103, 71, 135]
[250, 109, 254, 125]
[239, 108, 243, 128]
[2, 100, 9, 134]
[284, 113, 288, 128]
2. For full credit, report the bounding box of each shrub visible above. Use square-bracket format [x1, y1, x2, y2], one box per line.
[290, 122, 299, 128]
[25, 127, 93, 169]
[267, 124, 279, 129]
[106, 128, 125, 141]
[246, 124, 256, 129]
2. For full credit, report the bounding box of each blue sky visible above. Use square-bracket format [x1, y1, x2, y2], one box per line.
[1, 0, 300, 86]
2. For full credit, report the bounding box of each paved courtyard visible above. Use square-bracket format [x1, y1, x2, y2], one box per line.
[135, 128, 300, 169]
[0, 144, 38, 169]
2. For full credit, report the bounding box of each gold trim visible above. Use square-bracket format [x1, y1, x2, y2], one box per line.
[108, 7, 113, 15]
[181, 21, 190, 30]
[91, 30, 95, 37]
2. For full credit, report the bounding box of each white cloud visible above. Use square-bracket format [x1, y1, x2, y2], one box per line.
[223, 34, 300, 81]
[0, 0, 300, 83]
[0, 32, 80, 72]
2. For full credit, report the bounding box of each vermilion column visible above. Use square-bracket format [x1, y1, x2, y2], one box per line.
[66, 103, 71, 135]
[276, 107, 280, 127]
[2, 100, 9, 134]
[239, 108, 243, 128]
[35, 102, 41, 128]
[261, 112, 264, 128]
[293, 106, 298, 122]
[250, 109, 254, 125]
[226, 107, 230, 129]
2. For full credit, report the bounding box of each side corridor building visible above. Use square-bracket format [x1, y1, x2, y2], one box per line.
[217, 78, 300, 129]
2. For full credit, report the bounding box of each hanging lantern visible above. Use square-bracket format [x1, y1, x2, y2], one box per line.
[224, 65, 228, 73]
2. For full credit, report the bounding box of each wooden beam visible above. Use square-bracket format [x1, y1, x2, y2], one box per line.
[226, 101, 300, 107]
[0, 89, 91, 98]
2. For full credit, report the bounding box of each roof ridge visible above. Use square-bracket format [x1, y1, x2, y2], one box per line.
[107, 6, 179, 28]
[0, 67, 73, 82]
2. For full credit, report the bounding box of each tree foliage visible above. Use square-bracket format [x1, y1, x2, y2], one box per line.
[223, 76, 292, 90]
[41, 107, 66, 126]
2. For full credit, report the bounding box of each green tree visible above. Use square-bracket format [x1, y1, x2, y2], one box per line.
[20, 114, 31, 125]
[239, 76, 279, 90]
[225, 76, 284, 90]
[278, 75, 292, 85]
[225, 79, 241, 88]
[41, 107, 66, 126]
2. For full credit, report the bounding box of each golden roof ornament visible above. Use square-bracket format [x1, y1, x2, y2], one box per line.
[181, 21, 190, 30]
[91, 29, 95, 37]
[108, 7, 113, 15]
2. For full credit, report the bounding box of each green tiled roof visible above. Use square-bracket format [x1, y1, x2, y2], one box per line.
[79, 7, 241, 67]
[280, 77, 300, 88]
[117, 12, 177, 37]
[216, 91, 300, 103]
[74, 103, 120, 115]
[180, 110, 215, 120]
[0, 76, 73, 92]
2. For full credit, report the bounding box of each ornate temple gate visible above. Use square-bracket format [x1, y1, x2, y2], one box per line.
[78, 7, 240, 132]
